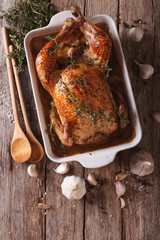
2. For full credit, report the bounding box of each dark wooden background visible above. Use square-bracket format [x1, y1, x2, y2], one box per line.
[0, 0, 160, 239]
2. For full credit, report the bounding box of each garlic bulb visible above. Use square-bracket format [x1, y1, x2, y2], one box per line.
[54, 163, 70, 175]
[151, 112, 160, 123]
[27, 164, 38, 178]
[134, 60, 154, 79]
[129, 27, 144, 42]
[87, 172, 97, 186]
[129, 150, 154, 176]
[61, 175, 86, 200]
[115, 181, 126, 199]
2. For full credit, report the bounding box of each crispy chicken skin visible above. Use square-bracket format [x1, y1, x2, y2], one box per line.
[36, 8, 127, 146]
[71, 7, 112, 65]
[50, 64, 118, 145]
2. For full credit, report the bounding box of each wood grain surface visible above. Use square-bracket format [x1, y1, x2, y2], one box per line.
[0, 0, 160, 240]
[119, 1, 160, 239]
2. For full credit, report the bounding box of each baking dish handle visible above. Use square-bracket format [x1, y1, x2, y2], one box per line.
[78, 151, 117, 169]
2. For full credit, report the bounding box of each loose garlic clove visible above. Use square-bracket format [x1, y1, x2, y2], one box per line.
[38, 203, 51, 209]
[129, 150, 154, 177]
[120, 197, 126, 208]
[151, 112, 160, 123]
[115, 181, 126, 199]
[129, 27, 144, 42]
[134, 60, 154, 79]
[27, 164, 38, 178]
[61, 175, 86, 200]
[87, 172, 98, 186]
[115, 173, 129, 181]
[54, 162, 70, 175]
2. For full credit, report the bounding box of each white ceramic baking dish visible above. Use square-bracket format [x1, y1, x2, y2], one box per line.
[24, 10, 142, 168]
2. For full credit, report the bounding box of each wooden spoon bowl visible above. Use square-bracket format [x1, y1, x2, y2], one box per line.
[27, 129, 44, 163]
[11, 128, 32, 163]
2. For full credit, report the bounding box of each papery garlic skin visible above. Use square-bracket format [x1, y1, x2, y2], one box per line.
[129, 27, 144, 42]
[54, 163, 70, 175]
[27, 164, 38, 178]
[115, 181, 126, 199]
[61, 175, 86, 200]
[134, 60, 154, 79]
[87, 172, 97, 186]
[129, 150, 154, 177]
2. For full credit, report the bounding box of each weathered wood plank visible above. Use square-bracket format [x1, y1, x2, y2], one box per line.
[85, 0, 119, 17]
[119, 0, 160, 239]
[46, 162, 84, 240]
[0, 1, 46, 240]
[52, 0, 85, 13]
[47, 2, 85, 240]
[84, 163, 122, 240]
[84, 1, 122, 240]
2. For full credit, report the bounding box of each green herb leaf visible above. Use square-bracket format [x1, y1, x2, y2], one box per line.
[49, 44, 61, 56]
[85, 60, 96, 66]
[65, 57, 76, 68]
[59, 144, 65, 150]
[48, 123, 57, 143]
[45, 35, 55, 41]
[89, 112, 97, 120]
[48, 123, 53, 133]
[103, 65, 112, 81]
[83, 135, 92, 143]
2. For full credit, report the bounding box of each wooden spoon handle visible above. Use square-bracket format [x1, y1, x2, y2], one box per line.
[2, 27, 20, 126]
[9, 45, 31, 132]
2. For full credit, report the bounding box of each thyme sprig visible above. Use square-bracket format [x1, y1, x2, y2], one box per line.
[65, 57, 76, 68]
[45, 35, 55, 41]
[48, 123, 56, 143]
[1, 0, 56, 73]
[103, 65, 112, 81]
[85, 59, 97, 66]
[49, 44, 61, 56]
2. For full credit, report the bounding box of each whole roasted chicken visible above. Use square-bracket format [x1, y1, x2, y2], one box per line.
[36, 7, 128, 146]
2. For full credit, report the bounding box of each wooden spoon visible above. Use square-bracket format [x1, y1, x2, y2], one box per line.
[9, 45, 44, 163]
[2, 27, 32, 163]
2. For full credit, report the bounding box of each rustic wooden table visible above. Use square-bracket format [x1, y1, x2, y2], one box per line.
[0, 0, 160, 239]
